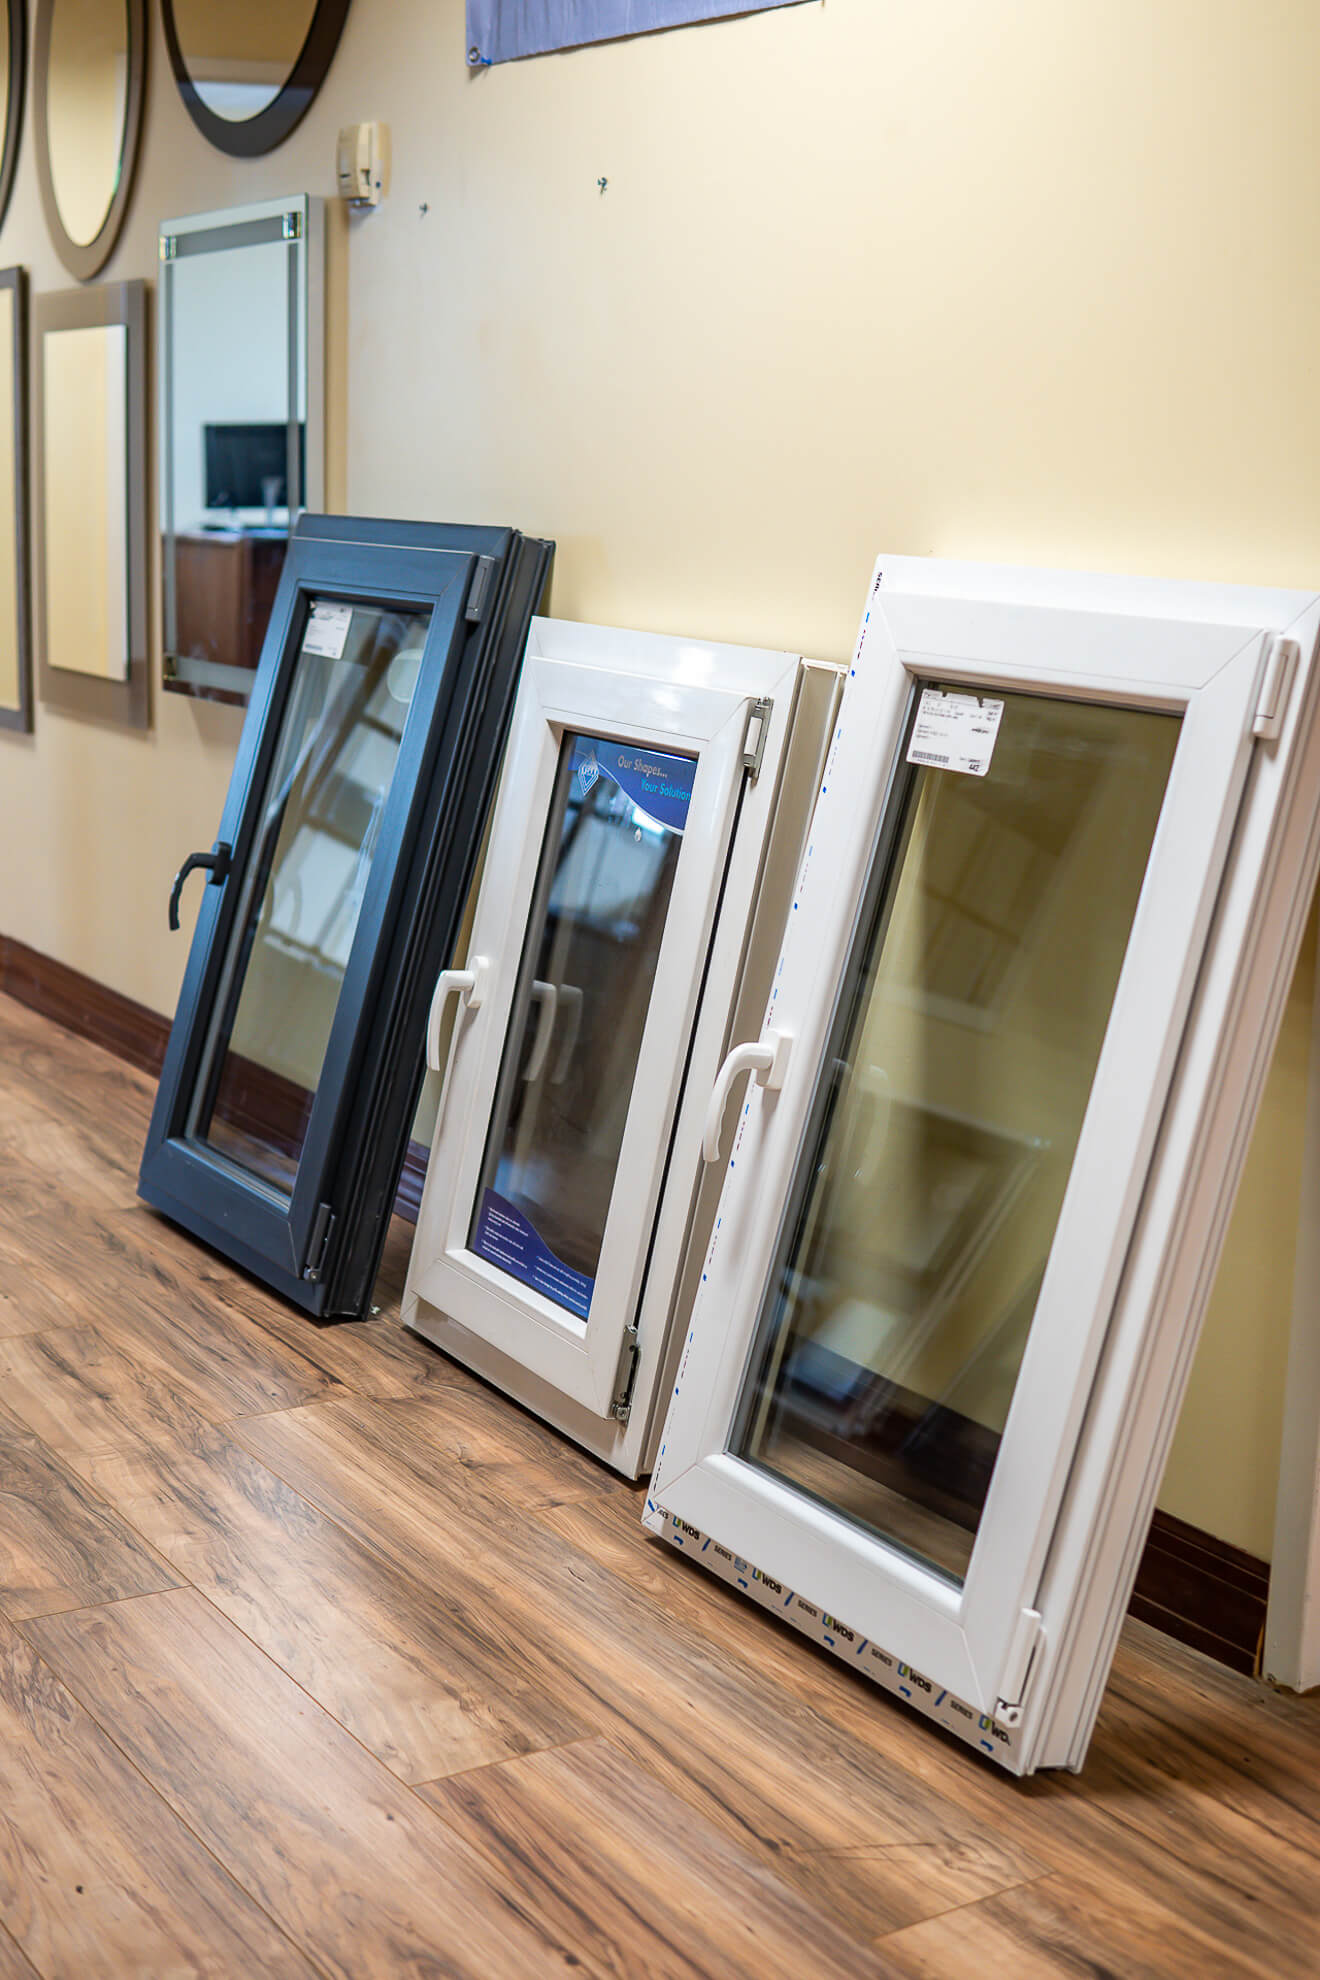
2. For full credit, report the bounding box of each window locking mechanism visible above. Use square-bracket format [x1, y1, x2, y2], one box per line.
[465, 555, 498, 624]
[1253, 635, 1299, 741]
[742, 697, 772, 780]
[302, 1203, 338, 1284]
[168, 841, 232, 931]
[610, 1321, 641, 1422]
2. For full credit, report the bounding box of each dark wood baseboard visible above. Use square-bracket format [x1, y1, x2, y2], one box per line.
[1132, 1508, 1270, 1677]
[0, 934, 429, 1225]
[0, 931, 1271, 1671]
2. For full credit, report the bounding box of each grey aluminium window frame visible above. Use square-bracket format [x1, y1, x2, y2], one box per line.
[138, 512, 552, 1320]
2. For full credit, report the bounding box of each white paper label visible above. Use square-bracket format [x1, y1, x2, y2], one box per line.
[302, 600, 353, 660]
[907, 689, 1004, 777]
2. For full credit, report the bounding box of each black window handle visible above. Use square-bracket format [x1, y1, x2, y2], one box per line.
[169, 841, 232, 931]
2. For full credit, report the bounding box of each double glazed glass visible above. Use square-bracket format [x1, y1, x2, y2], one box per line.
[735, 687, 1181, 1584]
[188, 599, 431, 1194]
[469, 733, 694, 1318]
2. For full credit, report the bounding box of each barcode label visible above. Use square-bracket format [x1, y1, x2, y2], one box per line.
[907, 689, 1004, 777]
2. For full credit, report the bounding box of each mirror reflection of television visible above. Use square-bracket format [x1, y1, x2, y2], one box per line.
[204, 422, 305, 514]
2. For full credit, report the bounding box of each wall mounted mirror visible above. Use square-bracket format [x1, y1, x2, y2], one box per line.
[0, 2, 27, 238]
[35, 282, 148, 727]
[163, 0, 351, 157]
[160, 197, 325, 705]
[0, 269, 30, 734]
[34, 0, 148, 281]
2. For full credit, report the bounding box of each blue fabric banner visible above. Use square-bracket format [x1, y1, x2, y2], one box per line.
[466, 1, 807, 67]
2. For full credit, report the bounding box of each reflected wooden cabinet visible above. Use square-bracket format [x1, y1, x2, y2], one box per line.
[166, 528, 286, 699]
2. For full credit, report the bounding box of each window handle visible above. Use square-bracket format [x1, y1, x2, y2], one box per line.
[702, 1029, 793, 1163]
[168, 841, 231, 931]
[551, 983, 583, 1084]
[426, 958, 489, 1073]
[522, 979, 559, 1083]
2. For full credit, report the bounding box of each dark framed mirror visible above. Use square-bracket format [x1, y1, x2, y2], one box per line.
[0, 268, 30, 735]
[162, 0, 351, 158]
[0, 1, 27, 238]
[34, 0, 148, 282]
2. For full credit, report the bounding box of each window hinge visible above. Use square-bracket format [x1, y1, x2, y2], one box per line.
[282, 210, 303, 241]
[302, 1203, 337, 1284]
[1254, 634, 1299, 741]
[609, 1322, 641, 1422]
[742, 697, 772, 781]
[465, 555, 497, 624]
[994, 1607, 1043, 1728]
[159, 234, 177, 262]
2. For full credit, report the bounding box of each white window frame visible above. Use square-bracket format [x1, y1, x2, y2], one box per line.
[648, 557, 1320, 1773]
[1264, 909, 1320, 1692]
[404, 619, 836, 1449]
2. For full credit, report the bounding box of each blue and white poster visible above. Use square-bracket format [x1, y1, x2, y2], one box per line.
[466, 1, 808, 67]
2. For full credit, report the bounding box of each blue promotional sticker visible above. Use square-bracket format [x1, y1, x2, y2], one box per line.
[571, 736, 696, 835]
[471, 1190, 595, 1320]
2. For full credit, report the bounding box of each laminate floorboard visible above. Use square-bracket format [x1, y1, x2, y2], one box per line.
[0, 1610, 317, 1979]
[0, 1414, 181, 1621]
[2, 995, 1320, 1979]
[230, 1392, 1055, 1941]
[0, 1324, 219, 1457]
[0, 1926, 38, 1980]
[26, 1587, 714, 1980]
[418, 1735, 898, 1980]
[68, 1425, 595, 1783]
[876, 1872, 1282, 1980]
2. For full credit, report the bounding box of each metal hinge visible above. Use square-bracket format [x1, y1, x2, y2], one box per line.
[465, 555, 497, 624]
[609, 1322, 641, 1422]
[994, 1606, 1043, 1728]
[159, 235, 177, 262]
[302, 1203, 337, 1284]
[282, 210, 303, 241]
[742, 698, 772, 781]
[1254, 634, 1299, 741]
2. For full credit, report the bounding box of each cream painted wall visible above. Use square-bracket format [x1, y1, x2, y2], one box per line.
[0, 0, 1315, 1554]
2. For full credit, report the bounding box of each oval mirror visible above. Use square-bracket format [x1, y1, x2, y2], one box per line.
[0, 2, 25, 240]
[163, 0, 351, 157]
[35, 0, 147, 281]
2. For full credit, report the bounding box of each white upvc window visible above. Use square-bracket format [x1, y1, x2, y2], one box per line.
[648, 557, 1320, 1775]
[403, 616, 839, 1476]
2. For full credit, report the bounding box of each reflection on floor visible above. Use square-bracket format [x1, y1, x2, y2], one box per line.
[0, 992, 1318, 1978]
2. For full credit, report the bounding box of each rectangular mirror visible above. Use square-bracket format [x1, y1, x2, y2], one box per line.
[0, 265, 29, 734]
[44, 323, 129, 681]
[34, 280, 147, 728]
[159, 196, 324, 706]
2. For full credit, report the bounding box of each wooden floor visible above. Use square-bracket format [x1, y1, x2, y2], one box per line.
[1, 997, 1319, 1979]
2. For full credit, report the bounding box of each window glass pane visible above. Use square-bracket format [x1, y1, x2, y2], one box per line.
[189, 599, 431, 1194]
[469, 734, 696, 1318]
[734, 688, 1181, 1585]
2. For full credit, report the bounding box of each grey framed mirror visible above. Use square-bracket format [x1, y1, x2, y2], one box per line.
[34, 0, 148, 282]
[0, 1, 27, 237]
[35, 281, 148, 727]
[160, 196, 325, 705]
[163, 0, 350, 158]
[0, 268, 30, 734]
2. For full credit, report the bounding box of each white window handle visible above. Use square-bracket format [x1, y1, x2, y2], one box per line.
[426, 957, 489, 1072]
[551, 983, 583, 1083]
[523, 979, 559, 1082]
[854, 1064, 891, 1188]
[702, 1028, 793, 1163]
